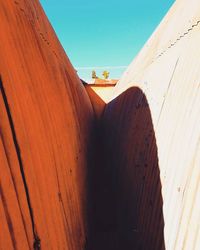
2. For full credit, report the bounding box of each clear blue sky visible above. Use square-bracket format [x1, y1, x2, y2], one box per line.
[40, 0, 175, 81]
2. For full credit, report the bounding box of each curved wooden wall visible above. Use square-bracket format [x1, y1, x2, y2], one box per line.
[1, 0, 200, 249]
[97, 0, 200, 249]
[0, 1, 94, 249]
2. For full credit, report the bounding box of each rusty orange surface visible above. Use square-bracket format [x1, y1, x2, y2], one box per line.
[2, 0, 200, 250]
[0, 1, 94, 249]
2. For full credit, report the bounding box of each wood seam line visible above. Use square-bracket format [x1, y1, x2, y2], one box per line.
[0, 77, 41, 250]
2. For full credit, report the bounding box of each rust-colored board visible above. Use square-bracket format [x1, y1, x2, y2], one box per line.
[0, 90, 33, 249]
[0, 0, 94, 249]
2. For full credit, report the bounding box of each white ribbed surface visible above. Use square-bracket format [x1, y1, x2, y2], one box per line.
[107, 0, 200, 249]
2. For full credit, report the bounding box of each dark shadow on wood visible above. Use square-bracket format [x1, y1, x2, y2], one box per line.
[86, 87, 165, 250]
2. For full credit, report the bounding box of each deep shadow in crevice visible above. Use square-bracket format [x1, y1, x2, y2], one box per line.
[86, 87, 165, 250]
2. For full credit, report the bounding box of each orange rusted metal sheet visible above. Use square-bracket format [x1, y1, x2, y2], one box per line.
[0, 1, 94, 249]
[1, 0, 200, 249]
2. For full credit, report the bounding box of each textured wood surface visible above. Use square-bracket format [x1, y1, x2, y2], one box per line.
[1, 0, 200, 249]
[0, 1, 94, 249]
[97, 0, 200, 249]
